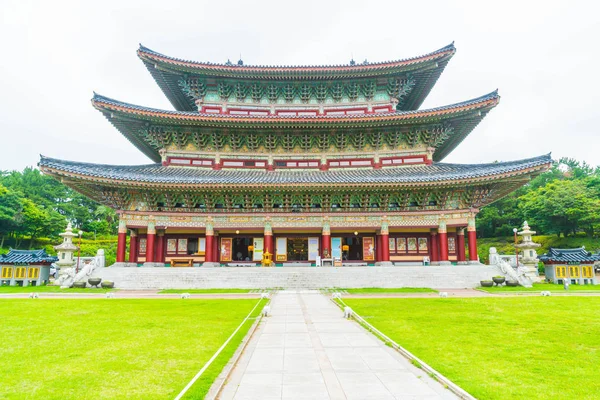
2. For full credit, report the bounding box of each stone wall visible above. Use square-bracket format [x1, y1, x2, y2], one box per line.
[95, 265, 501, 289]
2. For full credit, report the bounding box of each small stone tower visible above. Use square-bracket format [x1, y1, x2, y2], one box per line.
[53, 223, 79, 268]
[515, 221, 541, 281]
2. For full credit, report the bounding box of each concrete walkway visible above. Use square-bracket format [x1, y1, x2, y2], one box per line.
[218, 290, 456, 400]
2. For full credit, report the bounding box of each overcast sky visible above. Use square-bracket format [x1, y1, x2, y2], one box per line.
[1, 0, 598, 171]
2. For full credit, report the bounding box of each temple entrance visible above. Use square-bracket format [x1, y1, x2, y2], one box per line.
[232, 237, 253, 261]
[287, 238, 308, 261]
[341, 236, 363, 261]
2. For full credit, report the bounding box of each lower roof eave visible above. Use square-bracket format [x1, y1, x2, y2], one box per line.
[39, 154, 552, 190]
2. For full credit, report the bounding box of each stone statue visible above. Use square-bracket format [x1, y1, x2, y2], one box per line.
[498, 259, 533, 288]
[56, 249, 105, 288]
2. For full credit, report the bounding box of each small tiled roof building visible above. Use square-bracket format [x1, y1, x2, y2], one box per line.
[539, 247, 599, 285]
[0, 249, 58, 286]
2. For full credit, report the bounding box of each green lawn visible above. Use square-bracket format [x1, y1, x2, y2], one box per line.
[343, 287, 437, 294]
[479, 282, 600, 293]
[344, 297, 600, 400]
[0, 298, 264, 400]
[0, 285, 114, 293]
[159, 288, 253, 294]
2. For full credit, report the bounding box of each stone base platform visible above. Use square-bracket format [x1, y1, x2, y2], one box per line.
[95, 265, 501, 290]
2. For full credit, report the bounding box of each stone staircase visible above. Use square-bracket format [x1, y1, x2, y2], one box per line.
[95, 265, 501, 290]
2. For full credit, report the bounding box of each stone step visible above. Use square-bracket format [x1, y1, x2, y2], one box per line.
[95, 265, 501, 290]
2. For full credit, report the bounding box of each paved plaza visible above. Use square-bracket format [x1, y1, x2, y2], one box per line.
[218, 290, 457, 400]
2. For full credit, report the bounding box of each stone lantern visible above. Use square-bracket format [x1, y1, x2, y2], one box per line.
[53, 223, 80, 268]
[515, 221, 541, 281]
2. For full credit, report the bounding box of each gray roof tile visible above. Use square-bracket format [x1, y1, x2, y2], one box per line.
[39, 154, 552, 186]
[539, 247, 600, 263]
[0, 249, 58, 264]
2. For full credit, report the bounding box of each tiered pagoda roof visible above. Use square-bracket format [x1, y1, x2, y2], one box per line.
[138, 43, 456, 112]
[39, 42, 553, 214]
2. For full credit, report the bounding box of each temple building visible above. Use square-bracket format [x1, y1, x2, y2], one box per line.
[40, 43, 552, 267]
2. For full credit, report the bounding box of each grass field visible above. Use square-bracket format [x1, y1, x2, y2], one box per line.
[0, 285, 113, 293]
[479, 283, 600, 293]
[159, 289, 253, 294]
[344, 297, 600, 400]
[343, 287, 437, 294]
[0, 298, 264, 400]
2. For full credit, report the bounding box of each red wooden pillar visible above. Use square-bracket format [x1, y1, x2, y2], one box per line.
[429, 230, 439, 263]
[116, 219, 127, 263]
[321, 221, 331, 258]
[376, 234, 382, 262]
[128, 229, 138, 263]
[438, 221, 449, 263]
[155, 230, 165, 263]
[205, 235, 214, 263]
[146, 221, 156, 263]
[264, 221, 273, 260]
[381, 217, 390, 262]
[381, 233, 390, 262]
[467, 217, 478, 262]
[205, 221, 214, 263]
[213, 233, 219, 263]
[457, 228, 466, 263]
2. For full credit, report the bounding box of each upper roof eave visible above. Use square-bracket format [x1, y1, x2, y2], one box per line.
[137, 43, 456, 79]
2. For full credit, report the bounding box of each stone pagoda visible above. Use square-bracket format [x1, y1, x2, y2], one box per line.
[53, 223, 79, 268]
[515, 221, 541, 281]
[40, 43, 552, 268]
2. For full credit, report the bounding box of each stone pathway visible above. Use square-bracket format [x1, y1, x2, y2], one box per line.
[218, 290, 456, 400]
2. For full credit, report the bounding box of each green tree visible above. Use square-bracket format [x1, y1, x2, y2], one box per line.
[519, 179, 600, 237]
[19, 198, 65, 248]
[0, 184, 22, 248]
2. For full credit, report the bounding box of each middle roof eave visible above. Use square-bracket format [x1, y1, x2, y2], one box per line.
[91, 91, 499, 162]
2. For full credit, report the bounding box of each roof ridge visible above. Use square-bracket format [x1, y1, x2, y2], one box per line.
[137, 42, 456, 70]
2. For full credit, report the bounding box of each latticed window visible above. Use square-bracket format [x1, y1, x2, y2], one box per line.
[28, 267, 40, 279]
[555, 266, 566, 278]
[15, 267, 26, 279]
[569, 266, 580, 278]
[1, 266, 12, 279]
[582, 266, 593, 278]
